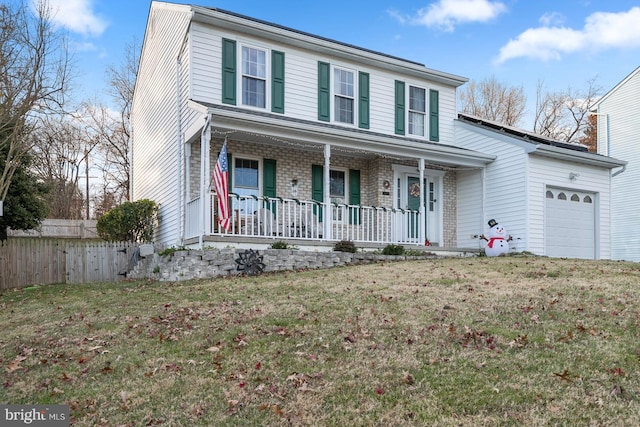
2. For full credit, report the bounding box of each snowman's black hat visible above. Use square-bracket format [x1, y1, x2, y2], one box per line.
[488, 219, 498, 228]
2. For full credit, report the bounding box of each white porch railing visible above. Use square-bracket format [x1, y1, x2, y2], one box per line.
[185, 193, 422, 245]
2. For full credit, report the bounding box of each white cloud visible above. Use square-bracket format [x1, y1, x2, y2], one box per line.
[412, 0, 507, 32]
[538, 12, 565, 27]
[39, 0, 108, 37]
[496, 7, 640, 63]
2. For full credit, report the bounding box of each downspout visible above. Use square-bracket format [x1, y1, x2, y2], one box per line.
[176, 20, 191, 246]
[418, 158, 425, 245]
[199, 113, 212, 249]
[612, 165, 626, 178]
[481, 166, 486, 249]
[176, 56, 184, 245]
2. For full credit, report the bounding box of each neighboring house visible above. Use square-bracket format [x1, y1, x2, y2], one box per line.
[131, 1, 625, 259]
[455, 114, 625, 259]
[592, 66, 640, 261]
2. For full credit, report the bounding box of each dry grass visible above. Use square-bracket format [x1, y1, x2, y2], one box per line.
[1, 255, 640, 426]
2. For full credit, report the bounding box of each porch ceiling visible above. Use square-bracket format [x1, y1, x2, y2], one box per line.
[193, 101, 496, 168]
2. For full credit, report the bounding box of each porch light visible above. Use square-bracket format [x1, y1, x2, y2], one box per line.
[569, 172, 579, 181]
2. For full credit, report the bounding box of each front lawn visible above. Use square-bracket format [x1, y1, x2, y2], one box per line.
[1, 256, 639, 426]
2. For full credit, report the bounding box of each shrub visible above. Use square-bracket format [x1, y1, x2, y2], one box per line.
[382, 244, 405, 256]
[270, 240, 291, 249]
[97, 199, 159, 242]
[334, 240, 356, 253]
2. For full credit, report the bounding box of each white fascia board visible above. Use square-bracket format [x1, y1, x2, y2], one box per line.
[531, 145, 627, 169]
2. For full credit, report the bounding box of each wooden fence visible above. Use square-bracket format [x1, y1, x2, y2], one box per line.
[0, 239, 139, 290]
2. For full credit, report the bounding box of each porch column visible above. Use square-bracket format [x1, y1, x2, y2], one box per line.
[324, 144, 331, 240]
[199, 114, 212, 248]
[419, 158, 425, 245]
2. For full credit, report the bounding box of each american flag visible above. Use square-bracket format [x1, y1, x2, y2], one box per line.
[213, 141, 231, 231]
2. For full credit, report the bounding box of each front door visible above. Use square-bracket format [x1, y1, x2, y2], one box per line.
[399, 173, 441, 245]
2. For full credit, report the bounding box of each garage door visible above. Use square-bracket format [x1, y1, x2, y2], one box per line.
[545, 188, 595, 259]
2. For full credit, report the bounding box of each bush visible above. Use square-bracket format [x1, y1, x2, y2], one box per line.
[97, 199, 159, 242]
[333, 240, 356, 253]
[270, 241, 291, 249]
[382, 244, 405, 256]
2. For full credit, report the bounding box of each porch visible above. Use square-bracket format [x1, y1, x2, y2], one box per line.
[185, 193, 427, 247]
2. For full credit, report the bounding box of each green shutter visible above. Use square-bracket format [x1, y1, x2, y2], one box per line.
[317, 62, 330, 122]
[349, 169, 361, 224]
[358, 72, 370, 129]
[429, 89, 439, 141]
[263, 158, 277, 212]
[263, 159, 276, 198]
[311, 164, 324, 221]
[222, 38, 236, 105]
[271, 51, 285, 114]
[395, 80, 405, 135]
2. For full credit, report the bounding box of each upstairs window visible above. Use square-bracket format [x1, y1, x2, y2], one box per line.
[241, 46, 266, 108]
[408, 86, 426, 136]
[333, 67, 355, 124]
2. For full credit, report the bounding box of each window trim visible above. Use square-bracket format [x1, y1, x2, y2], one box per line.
[331, 64, 357, 126]
[329, 167, 349, 223]
[408, 85, 426, 137]
[238, 42, 270, 111]
[232, 155, 262, 194]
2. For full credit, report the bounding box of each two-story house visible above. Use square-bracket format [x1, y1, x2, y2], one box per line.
[131, 1, 625, 258]
[592, 66, 640, 261]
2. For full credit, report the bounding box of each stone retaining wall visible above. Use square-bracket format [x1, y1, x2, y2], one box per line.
[129, 248, 437, 282]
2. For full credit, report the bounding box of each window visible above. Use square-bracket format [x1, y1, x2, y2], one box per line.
[241, 46, 266, 108]
[546, 191, 554, 199]
[334, 67, 354, 124]
[558, 192, 567, 200]
[233, 158, 259, 212]
[409, 86, 426, 136]
[584, 195, 592, 203]
[571, 194, 580, 202]
[330, 169, 346, 221]
[330, 170, 346, 204]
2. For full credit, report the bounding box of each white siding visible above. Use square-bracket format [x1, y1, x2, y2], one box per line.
[131, 4, 193, 246]
[456, 169, 483, 248]
[454, 121, 529, 251]
[527, 155, 612, 259]
[597, 69, 640, 261]
[189, 22, 458, 144]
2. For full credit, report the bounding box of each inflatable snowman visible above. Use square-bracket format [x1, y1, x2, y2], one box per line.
[482, 219, 510, 257]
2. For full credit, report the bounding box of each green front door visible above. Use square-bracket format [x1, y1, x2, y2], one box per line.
[407, 176, 421, 238]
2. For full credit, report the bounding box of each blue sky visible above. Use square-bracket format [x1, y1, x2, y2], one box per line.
[42, 0, 640, 127]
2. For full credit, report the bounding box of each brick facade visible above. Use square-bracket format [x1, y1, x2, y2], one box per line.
[189, 138, 459, 247]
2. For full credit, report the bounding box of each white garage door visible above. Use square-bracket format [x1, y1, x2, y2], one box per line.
[545, 188, 596, 259]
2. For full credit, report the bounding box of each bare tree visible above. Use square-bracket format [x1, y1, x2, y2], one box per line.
[459, 76, 527, 127]
[0, 0, 70, 210]
[533, 77, 602, 143]
[98, 37, 141, 203]
[29, 114, 99, 219]
[82, 102, 130, 206]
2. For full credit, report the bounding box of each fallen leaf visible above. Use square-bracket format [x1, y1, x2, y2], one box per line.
[5, 355, 27, 374]
[553, 369, 573, 382]
[271, 404, 284, 416]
